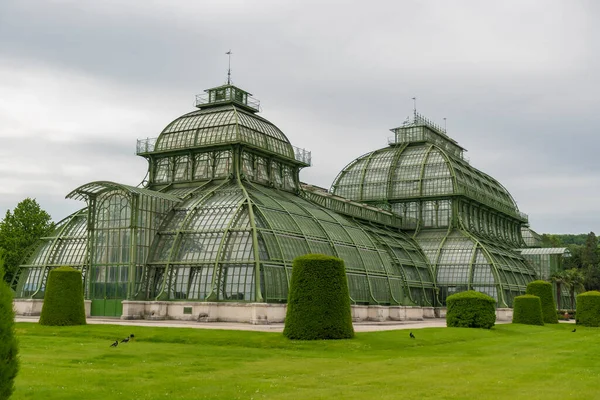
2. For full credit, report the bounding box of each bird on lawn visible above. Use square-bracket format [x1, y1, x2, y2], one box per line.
[110, 340, 118, 347]
[410, 332, 415, 339]
[572, 329, 577, 333]
[120, 334, 135, 343]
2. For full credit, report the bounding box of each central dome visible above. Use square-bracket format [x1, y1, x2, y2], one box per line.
[155, 103, 295, 161]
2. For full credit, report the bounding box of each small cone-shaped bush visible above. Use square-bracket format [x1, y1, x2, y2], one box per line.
[39, 267, 86, 326]
[446, 290, 496, 329]
[526, 280, 558, 324]
[283, 254, 354, 340]
[576, 291, 600, 327]
[0, 258, 18, 399]
[512, 295, 544, 326]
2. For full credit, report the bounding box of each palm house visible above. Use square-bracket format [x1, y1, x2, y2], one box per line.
[13, 82, 441, 321]
[331, 113, 540, 307]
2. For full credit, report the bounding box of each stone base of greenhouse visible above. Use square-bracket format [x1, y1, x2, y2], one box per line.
[13, 299, 513, 324]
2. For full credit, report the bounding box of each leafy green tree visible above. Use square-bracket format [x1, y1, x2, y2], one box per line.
[583, 264, 600, 292]
[0, 250, 19, 399]
[581, 232, 599, 267]
[0, 198, 54, 284]
[565, 268, 586, 310]
[563, 244, 582, 270]
[541, 234, 563, 248]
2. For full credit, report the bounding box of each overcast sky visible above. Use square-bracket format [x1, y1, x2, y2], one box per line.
[1, 0, 599, 234]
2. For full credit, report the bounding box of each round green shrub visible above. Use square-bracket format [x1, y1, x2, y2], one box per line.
[283, 254, 354, 340]
[39, 267, 86, 326]
[0, 265, 18, 399]
[446, 290, 496, 329]
[512, 295, 544, 326]
[526, 280, 558, 324]
[576, 291, 600, 327]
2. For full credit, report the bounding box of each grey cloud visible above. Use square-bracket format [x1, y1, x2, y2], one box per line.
[1, 0, 599, 233]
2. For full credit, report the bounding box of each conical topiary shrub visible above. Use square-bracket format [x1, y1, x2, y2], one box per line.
[39, 266, 86, 326]
[0, 255, 18, 399]
[283, 254, 354, 340]
[512, 294, 544, 326]
[526, 280, 558, 324]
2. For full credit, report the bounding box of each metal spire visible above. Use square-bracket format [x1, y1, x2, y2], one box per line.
[226, 50, 232, 85]
[412, 97, 417, 117]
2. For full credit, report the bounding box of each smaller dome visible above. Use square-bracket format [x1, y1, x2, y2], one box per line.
[332, 144, 521, 219]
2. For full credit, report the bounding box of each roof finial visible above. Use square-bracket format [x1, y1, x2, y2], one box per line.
[226, 50, 233, 85]
[443, 117, 447, 132]
[412, 97, 417, 117]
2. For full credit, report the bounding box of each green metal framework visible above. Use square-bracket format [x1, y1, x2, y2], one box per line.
[15, 208, 88, 299]
[331, 112, 535, 306]
[15, 83, 438, 314]
[517, 247, 571, 308]
[521, 226, 543, 248]
[141, 181, 435, 305]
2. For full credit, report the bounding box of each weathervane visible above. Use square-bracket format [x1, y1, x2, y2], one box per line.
[226, 50, 232, 85]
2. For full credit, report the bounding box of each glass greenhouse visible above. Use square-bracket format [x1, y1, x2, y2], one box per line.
[14, 83, 438, 317]
[331, 113, 537, 306]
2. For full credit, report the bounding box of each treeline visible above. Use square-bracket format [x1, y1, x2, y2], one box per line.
[541, 232, 600, 291]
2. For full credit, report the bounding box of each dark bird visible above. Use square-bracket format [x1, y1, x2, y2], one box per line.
[410, 332, 415, 339]
[110, 340, 118, 347]
[120, 334, 134, 343]
[572, 329, 576, 333]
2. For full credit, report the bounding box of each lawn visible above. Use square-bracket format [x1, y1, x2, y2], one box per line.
[12, 322, 596, 400]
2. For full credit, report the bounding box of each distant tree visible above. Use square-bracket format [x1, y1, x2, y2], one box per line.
[563, 244, 583, 270]
[541, 234, 563, 248]
[565, 268, 586, 310]
[583, 264, 600, 292]
[0, 198, 54, 284]
[581, 232, 599, 267]
[542, 234, 590, 247]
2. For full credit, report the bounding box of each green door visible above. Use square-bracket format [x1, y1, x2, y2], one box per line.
[91, 265, 127, 317]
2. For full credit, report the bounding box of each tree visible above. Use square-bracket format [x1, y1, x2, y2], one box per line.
[581, 232, 599, 267]
[565, 268, 586, 310]
[0, 198, 54, 284]
[541, 234, 563, 248]
[0, 250, 19, 399]
[583, 264, 600, 292]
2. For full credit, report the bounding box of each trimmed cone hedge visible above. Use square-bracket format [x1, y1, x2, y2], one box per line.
[283, 254, 354, 340]
[512, 295, 544, 326]
[39, 267, 86, 326]
[526, 280, 558, 324]
[0, 265, 18, 399]
[446, 290, 496, 329]
[576, 291, 600, 327]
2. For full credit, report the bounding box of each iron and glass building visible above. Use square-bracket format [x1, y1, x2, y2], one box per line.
[331, 113, 537, 306]
[14, 83, 439, 317]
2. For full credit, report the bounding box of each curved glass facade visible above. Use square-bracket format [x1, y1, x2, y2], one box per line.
[331, 113, 535, 306]
[156, 105, 295, 159]
[143, 181, 435, 305]
[13, 85, 540, 313]
[15, 209, 88, 299]
[14, 83, 439, 316]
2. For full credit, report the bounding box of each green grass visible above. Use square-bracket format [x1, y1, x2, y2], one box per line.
[13, 322, 598, 399]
